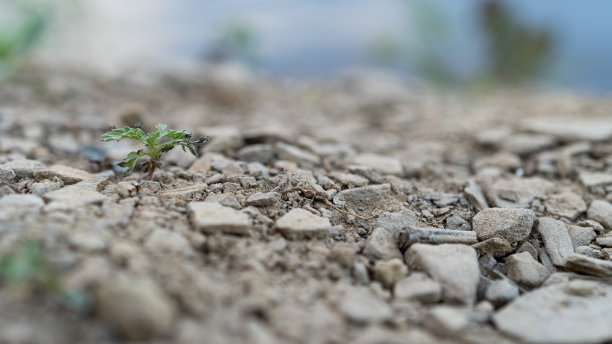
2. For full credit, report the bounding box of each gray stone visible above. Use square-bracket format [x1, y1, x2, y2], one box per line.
[587, 200, 612, 230]
[31, 180, 62, 196]
[96, 276, 176, 340]
[544, 192, 587, 219]
[472, 208, 535, 243]
[0, 159, 45, 178]
[329, 172, 369, 187]
[333, 184, 391, 208]
[363, 227, 402, 261]
[505, 252, 550, 288]
[501, 133, 555, 154]
[472, 237, 514, 258]
[328, 244, 358, 268]
[579, 171, 612, 188]
[575, 246, 603, 259]
[493, 281, 612, 344]
[596, 235, 612, 247]
[484, 177, 554, 208]
[204, 193, 241, 209]
[276, 142, 320, 165]
[144, 229, 194, 256]
[0, 167, 15, 182]
[536, 217, 574, 266]
[34, 165, 93, 185]
[0, 194, 44, 208]
[68, 232, 107, 252]
[158, 184, 207, 201]
[393, 272, 442, 303]
[485, 279, 518, 307]
[464, 179, 489, 211]
[423, 305, 470, 337]
[376, 210, 418, 242]
[567, 225, 597, 249]
[353, 153, 403, 176]
[245, 192, 280, 206]
[338, 287, 392, 323]
[275, 208, 331, 239]
[372, 258, 408, 288]
[43, 188, 106, 208]
[188, 202, 251, 235]
[406, 244, 479, 305]
[564, 253, 612, 277]
[237, 144, 274, 163]
[400, 227, 478, 247]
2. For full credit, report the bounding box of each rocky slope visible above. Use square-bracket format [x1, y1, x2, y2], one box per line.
[1, 67, 612, 343]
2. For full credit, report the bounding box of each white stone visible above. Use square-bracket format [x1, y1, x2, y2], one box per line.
[275, 208, 331, 239]
[188, 202, 251, 235]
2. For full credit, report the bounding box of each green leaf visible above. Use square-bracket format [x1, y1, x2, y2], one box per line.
[155, 123, 168, 133]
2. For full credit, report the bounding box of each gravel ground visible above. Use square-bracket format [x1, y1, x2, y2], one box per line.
[1, 65, 612, 343]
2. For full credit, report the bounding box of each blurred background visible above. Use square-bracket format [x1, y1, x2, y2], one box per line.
[2, 0, 612, 92]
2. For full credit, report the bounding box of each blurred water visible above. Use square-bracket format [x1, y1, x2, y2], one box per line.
[46, 0, 612, 92]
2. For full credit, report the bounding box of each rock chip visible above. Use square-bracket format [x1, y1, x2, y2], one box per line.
[579, 171, 612, 188]
[43, 188, 106, 208]
[472, 208, 535, 243]
[158, 184, 207, 201]
[505, 252, 550, 288]
[188, 202, 251, 235]
[204, 193, 241, 209]
[329, 172, 369, 187]
[34, 165, 93, 185]
[393, 272, 442, 303]
[237, 144, 274, 163]
[536, 217, 574, 266]
[372, 258, 408, 288]
[406, 244, 479, 304]
[564, 253, 612, 277]
[567, 225, 597, 249]
[0, 159, 45, 178]
[0, 194, 44, 208]
[485, 279, 518, 307]
[363, 227, 402, 261]
[401, 227, 477, 248]
[463, 179, 489, 211]
[276, 142, 320, 165]
[328, 244, 359, 268]
[493, 281, 612, 344]
[275, 208, 331, 239]
[484, 177, 553, 208]
[96, 276, 176, 340]
[334, 184, 391, 208]
[338, 287, 392, 323]
[0, 167, 15, 182]
[423, 305, 470, 337]
[376, 210, 418, 242]
[245, 192, 280, 206]
[68, 232, 107, 252]
[353, 153, 403, 176]
[587, 200, 612, 230]
[544, 192, 587, 219]
[522, 117, 612, 140]
[144, 229, 194, 256]
[472, 237, 514, 258]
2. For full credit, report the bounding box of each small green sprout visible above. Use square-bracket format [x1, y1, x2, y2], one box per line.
[102, 124, 209, 178]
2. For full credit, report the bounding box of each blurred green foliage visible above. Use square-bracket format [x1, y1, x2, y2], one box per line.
[0, 240, 60, 292]
[205, 20, 260, 65]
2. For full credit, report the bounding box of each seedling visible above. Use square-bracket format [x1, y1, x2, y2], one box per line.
[102, 124, 209, 178]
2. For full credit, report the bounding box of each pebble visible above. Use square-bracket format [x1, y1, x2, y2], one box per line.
[485, 279, 518, 307]
[423, 305, 469, 337]
[68, 232, 107, 252]
[372, 258, 408, 288]
[96, 276, 176, 340]
[567, 224, 597, 249]
[363, 227, 402, 261]
[579, 171, 612, 188]
[484, 177, 553, 208]
[376, 210, 418, 242]
[574, 245, 603, 259]
[0, 167, 15, 182]
[237, 144, 275, 163]
[463, 179, 489, 211]
[595, 235, 612, 247]
[333, 184, 391, 208]
[352, 262, 370, 284]
[0, 194, 44, 208]
[536, 217, 574, 266]
[393, 272, 442, 303]
[329, 172, 369, 187]
[472, 237, 514, 258]
[188, 202, 251, 235]
[31, 180, 62, 196]
[544, 192, 587, 219]
[564, 253, 612, 277]
[274, 208, 331, 239]
[493, 281, 612, 344]
[328, 244, 359, 268]
[587, 200, 612, 230]
[245, 192, 281, 206]
[353, 153, 403, 176]
[275, 142, 320, 165]
[338, 287, 392, 323]
[406, 243, 479, 305]
[34, 165, 93, 185]
[400, 227, 477, 248]
[0, 159, 45, 178]
[158, 184, 207, 201]
[472, 208, 535, 243]
[144, 229, 194, 256]
[204, 193, 241, 209]
[505, 252, 550, 288]
[43, 188, 107, 209]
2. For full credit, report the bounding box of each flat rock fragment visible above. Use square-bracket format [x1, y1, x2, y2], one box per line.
[472, 208, 535, 243]
[544, 192, 586, 219]
[188, 202, 251, 235]
[587, 200, 612, 230]
[564, 253, 612, 277]
[275, 208, 331, 239]
[536, 217, 574, 266]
